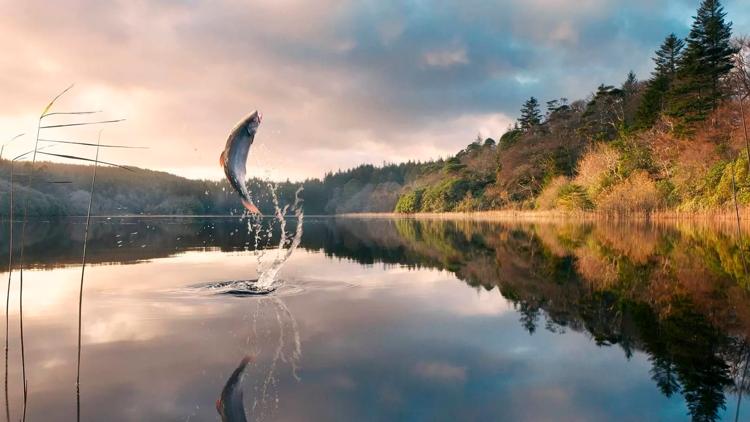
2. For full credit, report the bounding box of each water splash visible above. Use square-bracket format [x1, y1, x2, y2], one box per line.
[202, 184, 303, 295]
[255, 186, 304, 291]
[251, 297, 302, 420]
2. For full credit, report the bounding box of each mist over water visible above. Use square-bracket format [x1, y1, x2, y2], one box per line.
[1, 217, 750, 421]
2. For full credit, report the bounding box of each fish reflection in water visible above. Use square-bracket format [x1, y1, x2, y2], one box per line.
[217, 356, 253, 422]
[218, 296, 302, 422]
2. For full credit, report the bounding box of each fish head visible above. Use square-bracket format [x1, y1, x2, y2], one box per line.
[242, 111, 262, 135]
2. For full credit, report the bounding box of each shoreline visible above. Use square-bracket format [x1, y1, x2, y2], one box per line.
[338, 209, 750, 221]
[5, 209, 750, 222]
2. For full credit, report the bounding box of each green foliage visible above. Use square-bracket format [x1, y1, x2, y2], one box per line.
[679, 154, 750, 210]
[443, 157, 467, 174]
[656, 179, 680, 208]
[581, 84, 625, 140]
[612, 138, 654, 178]
[518, 97, 542, 131]
[654, 33, 685, 79]
[421, 178, 471, 212]
[499, 128, 523, 150]
[667, 0, 736, 125]
[635, 75, 670, 128]
[394, 189, 424, 213]
[556, 183, 593, 210]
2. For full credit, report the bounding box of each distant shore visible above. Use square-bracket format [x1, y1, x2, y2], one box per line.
[339, 209, 750, 222]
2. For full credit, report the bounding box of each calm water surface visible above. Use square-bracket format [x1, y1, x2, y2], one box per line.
[1, 217, 749, 421]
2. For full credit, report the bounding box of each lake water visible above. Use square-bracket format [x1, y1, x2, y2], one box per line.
[1, 216, 749, 421]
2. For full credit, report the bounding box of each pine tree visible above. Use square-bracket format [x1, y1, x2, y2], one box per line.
[635, 35, 685, 128]
[653, 34, 685, 79]
[518, 97, 542, 131]
[635, 34, 685, 129]
[623, 71, 639, 96]
[668, 0, 736, 124]
[636, 74, 671, 128]
[622, 71, 641, 127]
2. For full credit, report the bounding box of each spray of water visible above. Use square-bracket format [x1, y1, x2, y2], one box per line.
[255, 186, 304, 290]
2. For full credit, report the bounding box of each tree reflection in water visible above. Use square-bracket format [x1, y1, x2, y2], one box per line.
[3, 216, 750, 421]
[310, 218, 750, 422]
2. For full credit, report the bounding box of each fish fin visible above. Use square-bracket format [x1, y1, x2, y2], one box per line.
[219, 150, 226, 167]
[241, 199, 260, 215]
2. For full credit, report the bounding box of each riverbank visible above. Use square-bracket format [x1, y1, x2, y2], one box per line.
[340, 208, 750, 221]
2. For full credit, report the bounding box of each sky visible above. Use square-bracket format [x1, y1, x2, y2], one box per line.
[1, 0, 749, 182]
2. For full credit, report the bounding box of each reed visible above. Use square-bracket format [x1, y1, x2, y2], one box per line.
[37, 133, 139, 422]
[76, 133, 100, 422]
[14, 85, 128, 421]
[3, 145, 31, 422]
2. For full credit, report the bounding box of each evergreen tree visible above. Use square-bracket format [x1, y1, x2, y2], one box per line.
[518, 97, 542, 131]
[635, 35, 685, 128]
[636, 75, 671, 128]
[654, 34, 685, 79]
[668, 0, 736, 124]
[622, 71, 641, 127]
[623, 71, 639, 96]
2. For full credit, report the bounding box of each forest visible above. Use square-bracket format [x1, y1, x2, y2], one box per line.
[1, 0, 749, 217]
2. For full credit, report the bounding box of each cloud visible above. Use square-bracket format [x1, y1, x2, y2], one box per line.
[413, 361, 467, 383]
[0, 0, 748, 180]
[423, 45, 469, 68]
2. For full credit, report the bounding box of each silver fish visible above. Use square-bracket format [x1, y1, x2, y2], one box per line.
[216, 355, 253, 422]
[220, 111, 262, 214]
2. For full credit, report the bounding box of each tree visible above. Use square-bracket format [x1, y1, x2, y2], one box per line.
[581, 84, 625, 140]
[518, 97, 542, 131]
[622, 71, 639, 96]
[546, 97, 570, 120]
[636, 75, 671, 128]
[622, 71, 642, 127]
[654, 33, 685, 79]
[636, 35, 685, 128]
[668, 0, 736, 124]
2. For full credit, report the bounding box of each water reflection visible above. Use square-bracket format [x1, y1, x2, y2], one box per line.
[315, 219, 750, 421]
[0, 217, 749, 421]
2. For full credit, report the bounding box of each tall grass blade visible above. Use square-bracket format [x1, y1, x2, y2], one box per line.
[38, 139, 146, 149]
[40, 85, 74, 117]
[40, 119, 125, 129]
[76, 133, 100, 422]
[40, 111, 100, 118]
[35, 151, 133, 172]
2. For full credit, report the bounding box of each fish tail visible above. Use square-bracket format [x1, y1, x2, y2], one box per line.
[241, 198, 260, 215]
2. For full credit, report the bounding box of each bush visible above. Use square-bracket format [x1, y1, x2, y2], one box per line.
[700, 155, 750, 209]
[574, 143, 620, 202]
[557, 183, 593, 210]
[612, 138, 654, 178]
[536, 176, 569, 210]
[394, 188, 424, 213]
[498, 128, 523, 150]
[535, 177, 592, 211]
[597, 171, 662, 213]
[455, 192, 484, 212]
[421, 178, 470, 212]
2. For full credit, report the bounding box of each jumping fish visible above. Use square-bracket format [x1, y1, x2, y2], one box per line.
[220, 111, 262, 214]
[216, 355, 254, 422]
